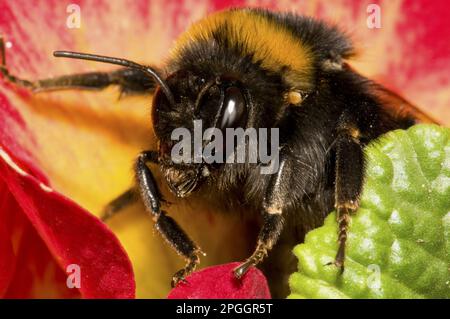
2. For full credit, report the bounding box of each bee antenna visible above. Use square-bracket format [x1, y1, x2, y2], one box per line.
[53, 51, 176, 107]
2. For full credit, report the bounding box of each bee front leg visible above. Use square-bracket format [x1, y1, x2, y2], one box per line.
[0, 36, 155, 95]
[233, 158, 288, 279]
[101, 188, 137, 221]
[135, 151, 202, 287]
[0, 36, 35, 89]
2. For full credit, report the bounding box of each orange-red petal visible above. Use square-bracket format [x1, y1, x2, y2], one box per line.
[0, 145, 135, 298]
[168, 262, 271, 299]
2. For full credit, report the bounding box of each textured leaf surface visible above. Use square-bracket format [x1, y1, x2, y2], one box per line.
[289, 124, 450, 299]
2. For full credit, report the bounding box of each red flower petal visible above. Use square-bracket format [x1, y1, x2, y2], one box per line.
[0, 188, 80, 298]
[0, 148, 135, 298]
[0, 184, 15, 297]
[167, 262, 271, 299]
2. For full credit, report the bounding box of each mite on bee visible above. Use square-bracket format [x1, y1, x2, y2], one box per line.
[0, 8, 435, 297]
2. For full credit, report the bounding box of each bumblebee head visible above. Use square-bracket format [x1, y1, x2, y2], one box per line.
[50, 25, 295, 198]
[151, 68, 257, 197]
[152, 70, 249, 141]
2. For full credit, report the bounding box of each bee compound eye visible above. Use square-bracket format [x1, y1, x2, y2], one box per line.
[219, 86, 247, 129]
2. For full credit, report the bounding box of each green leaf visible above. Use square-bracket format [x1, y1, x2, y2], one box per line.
[288, 124, 450, 299]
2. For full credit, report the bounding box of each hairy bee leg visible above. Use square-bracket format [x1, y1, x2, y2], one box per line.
[0, 36, 35, 89]
[234, 158, 287, 279]
[101, 188, 137, 221]
[0, 36, 4, 65]
[0, 37, 155, 95]
[329, 116, 364, 272]
[135, 151, 202, 287]
[234, 213, 284, 279]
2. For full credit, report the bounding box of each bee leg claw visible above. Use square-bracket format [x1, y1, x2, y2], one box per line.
[171, 269, 190, 288]
[233, 242, 269, 279]
[325, 260, 345, 274]
[233, 260, 254, 279]
[170, 251, 201, 288]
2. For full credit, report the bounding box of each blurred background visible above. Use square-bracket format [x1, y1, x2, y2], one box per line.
[1, 0, 447, 123]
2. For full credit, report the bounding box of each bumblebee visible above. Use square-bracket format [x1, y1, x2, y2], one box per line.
[0, 8, 435, 297]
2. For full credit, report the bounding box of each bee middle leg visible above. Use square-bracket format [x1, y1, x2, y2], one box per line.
[135, 150, 202, 287]
[0, 36, 156, 95]
[233, 157, 288, 279]
[101, 188, 138, 221]
[329, 115, 364, 272]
